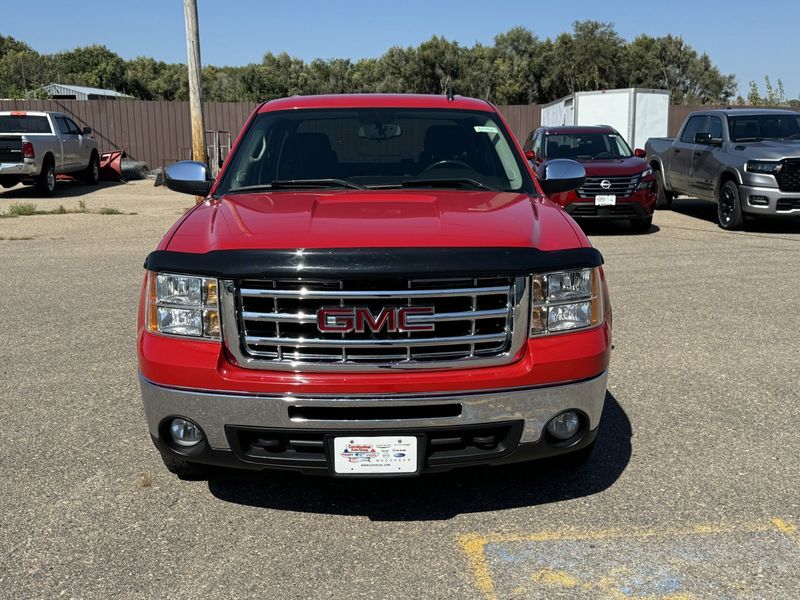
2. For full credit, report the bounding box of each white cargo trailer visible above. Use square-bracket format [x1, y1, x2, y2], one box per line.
[539, 88, 670, 150]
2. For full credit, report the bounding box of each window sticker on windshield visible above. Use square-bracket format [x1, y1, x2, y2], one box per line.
[474, 126, 499, 134]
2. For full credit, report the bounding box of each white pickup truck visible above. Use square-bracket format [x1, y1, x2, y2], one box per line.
[0, 110, 99, 195]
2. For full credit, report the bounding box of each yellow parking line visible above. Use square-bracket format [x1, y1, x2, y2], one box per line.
[458, 533, 496, 600]
[772, 517, 800, 546]
[458, 517, 800, 600]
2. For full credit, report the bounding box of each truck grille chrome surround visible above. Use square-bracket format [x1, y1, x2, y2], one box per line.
[220, 276, 529, 371]
[577, 175, 638, 198]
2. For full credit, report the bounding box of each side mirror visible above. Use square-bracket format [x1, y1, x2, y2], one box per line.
[694, 132, 721, 145]
[164, 160, 214, 196]
[634, 148, 646, 158]
[524, 150, 536, 161]
[82, 126, 92, 136]
[537, 159, 586, 195]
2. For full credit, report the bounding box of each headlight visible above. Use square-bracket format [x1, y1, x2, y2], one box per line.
[745, 160, 781, 174]
[146, 272, 220, 339]
[636, 168, 654, 190]
[530, 267, 603, 335]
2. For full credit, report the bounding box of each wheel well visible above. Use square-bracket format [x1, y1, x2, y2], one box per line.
[42, 152, 55, 167]
[649, 159, 661, 171]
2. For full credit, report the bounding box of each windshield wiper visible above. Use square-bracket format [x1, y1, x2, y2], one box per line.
[392, 178, 498, 191]
[734, 137, 762, 142]
[270, 178, 366, 190]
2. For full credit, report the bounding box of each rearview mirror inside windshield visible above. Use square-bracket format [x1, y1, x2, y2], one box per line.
[358, 123, 401, 140]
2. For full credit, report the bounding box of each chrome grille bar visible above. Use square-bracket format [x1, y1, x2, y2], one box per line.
[239, 285, 509, 299]
[241, 308, 509, 324]
[220, 276, 529, 372]
[244, 333, 507, 348]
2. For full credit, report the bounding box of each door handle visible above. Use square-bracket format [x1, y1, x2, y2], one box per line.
[694, 151, 702, 156]
[674, 149, 680, 154]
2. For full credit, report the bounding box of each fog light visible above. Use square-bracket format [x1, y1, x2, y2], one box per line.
[748, 195, 769, 206]
[169, 418, 204, 447]
[546, 411, 581, 440]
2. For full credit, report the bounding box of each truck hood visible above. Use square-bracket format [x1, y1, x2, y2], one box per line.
[726, 139, 800, 159]
[165, 189, 581, 252]
[575, 156, 649, 177]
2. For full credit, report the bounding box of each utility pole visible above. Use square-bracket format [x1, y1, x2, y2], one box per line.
[183, 0, 207, 183]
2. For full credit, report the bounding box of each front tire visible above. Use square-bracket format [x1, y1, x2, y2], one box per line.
[655, 169, 673, 209]
[718, 180, 743, 230]
[35, 160, 56, 196]
[83, 153, 100, 185]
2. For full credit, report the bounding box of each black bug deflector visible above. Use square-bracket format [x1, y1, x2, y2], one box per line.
[144, 246, 604, 279]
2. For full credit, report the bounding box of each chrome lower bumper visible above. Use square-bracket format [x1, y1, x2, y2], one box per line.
[140, 371, 609, 448]
[739, 185, 800, 215]
[0, 162, 36, 177]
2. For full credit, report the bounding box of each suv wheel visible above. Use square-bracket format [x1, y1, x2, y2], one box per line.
[718, 180, 743, 230]
[36, 160, 56, 196]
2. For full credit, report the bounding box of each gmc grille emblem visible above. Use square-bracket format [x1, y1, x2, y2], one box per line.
[317, 306, 435, 333]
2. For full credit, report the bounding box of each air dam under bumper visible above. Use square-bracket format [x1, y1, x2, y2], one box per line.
[141, 370, 608, 473]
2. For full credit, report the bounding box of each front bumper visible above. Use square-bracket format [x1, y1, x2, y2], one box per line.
[739, 184, 800, 216]
[142, 369, 608, 474]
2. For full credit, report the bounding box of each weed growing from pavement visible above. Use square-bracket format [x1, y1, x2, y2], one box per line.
[0, 201, 134, 218]
[8, 202, 37, 216]
[135, 472, 156, 488]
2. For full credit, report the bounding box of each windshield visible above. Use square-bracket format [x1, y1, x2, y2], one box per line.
[0, 115, 52, 134]
[728, 114, 800, 141]
[216, 108, 532, 195]
[543, 132, 632, 160]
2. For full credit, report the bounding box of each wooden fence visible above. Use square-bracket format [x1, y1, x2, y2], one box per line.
[0, 99, 253, 170]
[2, 99, 793, 169]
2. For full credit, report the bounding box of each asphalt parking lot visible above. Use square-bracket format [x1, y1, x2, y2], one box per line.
[1, 181, 799, 599]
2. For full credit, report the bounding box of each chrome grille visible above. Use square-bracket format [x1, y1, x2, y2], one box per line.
[578, 175, 638, 198]
[220, 276, 529, 371]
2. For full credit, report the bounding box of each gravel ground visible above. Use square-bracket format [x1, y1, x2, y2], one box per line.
[1, 180, 799, 599]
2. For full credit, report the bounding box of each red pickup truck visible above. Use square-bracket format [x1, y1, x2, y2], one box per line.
[138, 94, 612, 478]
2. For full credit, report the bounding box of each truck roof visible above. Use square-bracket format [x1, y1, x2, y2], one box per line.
[692, 108, 799, 117]
[0, 110, 65, 117]
[538, 125, 617, 134]
[258, 94, 495, 113]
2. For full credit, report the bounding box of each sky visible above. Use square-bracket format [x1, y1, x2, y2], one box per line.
[2, 0, 799, 98]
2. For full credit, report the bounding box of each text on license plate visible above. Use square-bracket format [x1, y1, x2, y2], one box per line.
[595, 195, 616, 206]
[333, 436, 418, 474]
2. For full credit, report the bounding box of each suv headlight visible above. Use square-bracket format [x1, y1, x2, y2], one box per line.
[745, 160, 781, 174]
[530, 267, 604, 335]
[146, 272, 220, 339]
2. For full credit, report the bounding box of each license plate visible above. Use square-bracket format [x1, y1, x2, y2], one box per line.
[332, 436, 418, 474]
[595, 195, 616, 206]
